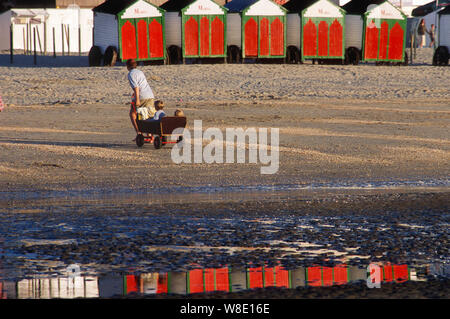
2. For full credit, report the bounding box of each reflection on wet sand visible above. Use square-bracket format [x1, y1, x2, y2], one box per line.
[1, 262, 446, 299]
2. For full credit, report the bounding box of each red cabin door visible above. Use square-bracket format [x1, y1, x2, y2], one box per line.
[303, 19, 317, 57]
[364, 20, 379, 60]
[329, 19, 343, 57]
[388, 22, 404, 60]
[379, 21, 389, 60]
[211, 17, 224, 55]
[137, 19, 149, 60]
[149, 19, 164, 58]
[318, 21, 328, 57]
[121, 20, 137, 60]
[245, 18, 258, 57]
[200, 17, 210, 56]
[185, 17, 199, 56]
[259, 18, 270, 56]
[270, 18, 284, 56]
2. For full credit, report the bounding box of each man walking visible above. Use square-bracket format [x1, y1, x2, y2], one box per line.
[126, 59, 156, 138]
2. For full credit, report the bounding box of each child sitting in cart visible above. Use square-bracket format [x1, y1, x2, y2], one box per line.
[146, 100, 166, 121]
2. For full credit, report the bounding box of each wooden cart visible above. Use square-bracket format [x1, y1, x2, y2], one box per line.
[136, 116, 187, 149]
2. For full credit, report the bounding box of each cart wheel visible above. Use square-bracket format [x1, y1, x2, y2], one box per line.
[345, 47, 360, 65]
[433, 46, 449, 66]
[402, 52, 409, 66]
[286, 46, 300, 64]
[153, 136, 162, 149]
[136, 134, 145, 147]
[103, 46, 118, 66]
[88, 46, 102, 67]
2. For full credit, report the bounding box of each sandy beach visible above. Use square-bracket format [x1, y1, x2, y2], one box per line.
[0, 48, 449, 193]
[0, 48, 449, 299]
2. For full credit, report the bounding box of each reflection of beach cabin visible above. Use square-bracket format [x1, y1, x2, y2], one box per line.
[225, 0, 287, 62]
[283, 0, 345, 63]
[187, 268, 230, 293]
[382, 264, 410, 283]
[342, 0, 407, 65]
[247, 266, 290, 288]
[306, 265, 349, 287]
[161, 0, 228, 64]
[91, 0, 165, 66]
[433, 5, 450, 65]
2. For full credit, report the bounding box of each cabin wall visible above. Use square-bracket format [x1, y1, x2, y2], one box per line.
[438, 14, 450, 47]
[165, 11, 181, 47]
[286, 13, 300, 48]
[93, 11, 118, 53]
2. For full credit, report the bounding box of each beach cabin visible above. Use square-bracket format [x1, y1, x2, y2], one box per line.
[342, 0, 407, 65]
[91, 0, 165, 66]
[0, 7, 93, 54]
[433, 5, 450, 65]
[283, 0, 345, 64]
[225, 0, 287, 61]
[161, 0, 228, 64]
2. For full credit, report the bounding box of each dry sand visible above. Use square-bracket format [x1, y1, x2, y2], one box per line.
[0, 48, 448, 194]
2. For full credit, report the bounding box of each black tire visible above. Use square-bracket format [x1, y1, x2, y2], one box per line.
[227, 45, 241, 64]
[103, 46, 118, 66]
[167, 45, 182, 65]
[285, 46, 300, 64]
[433, 46, 449, 66]
[345, 47, 360, 65]
[402, 52, 409, 66]
[153, 136, 161, 149]
[136, 134, 144, 148]
[88, 46, 102, 67]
